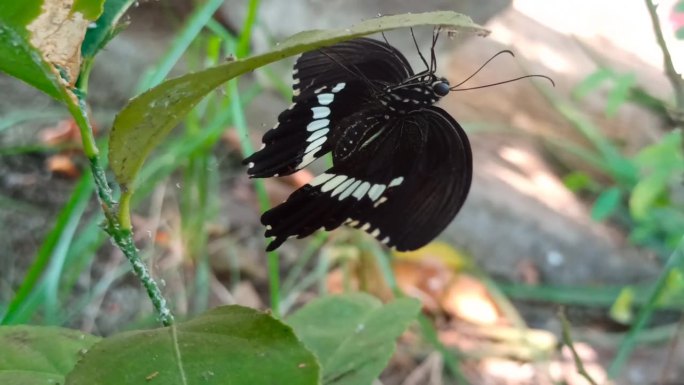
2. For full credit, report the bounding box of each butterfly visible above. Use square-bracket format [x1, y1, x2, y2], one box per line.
[242, 32, 472, 252]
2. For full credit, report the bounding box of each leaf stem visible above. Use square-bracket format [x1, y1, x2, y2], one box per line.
[64, 85, 174, 326]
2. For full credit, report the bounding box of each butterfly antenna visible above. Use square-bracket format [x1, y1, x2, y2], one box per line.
[381, 31, 391, 46]
[410, 27, 430, 71]
[450, 50, 515, 89]
[430, 26, 441, 73]
[451, 74, 555, 91]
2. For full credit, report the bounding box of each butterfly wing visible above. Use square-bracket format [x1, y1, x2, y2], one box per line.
[243, 38, 414, 178]
[293, 37, 414, 95]
[261, 106, 472, 251]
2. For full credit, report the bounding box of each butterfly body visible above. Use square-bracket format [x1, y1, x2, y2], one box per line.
[243, 37, 472, 251]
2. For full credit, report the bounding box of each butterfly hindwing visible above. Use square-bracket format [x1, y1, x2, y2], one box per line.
[261, 106, 471, 251]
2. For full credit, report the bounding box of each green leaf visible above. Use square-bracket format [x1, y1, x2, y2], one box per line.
[66, 305, 319, 385]
[635, 131, 683, 171]
[677, 26, 684, 40]
[591, 187, 622, 221]
[605, 72, 636, 117]
[609, 286, 634, 324]
[81, 0, 135, 60]
[562, 171, 592, 192]
[73, 0, 105, 20]
[629, 172, 669, 219]
[287, 293, 421, 385]
[108, 11, 486, 188]
[0, 325, 100, 385]
[0, 0, 105, 100]
[572, 68, 612, 100]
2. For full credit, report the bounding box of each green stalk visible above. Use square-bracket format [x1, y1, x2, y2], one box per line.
[608, 236, 684, 378]
[63, 80, 174, 326]
[228, 78, 281, 316]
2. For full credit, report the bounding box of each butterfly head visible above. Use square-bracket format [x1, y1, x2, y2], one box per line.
[431, 77, 450, 97]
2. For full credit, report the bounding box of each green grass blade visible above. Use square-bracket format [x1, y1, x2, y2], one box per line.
[1, 171, 94, 324]
[608, 236, 684, 378]
[236, 0, 261, 57]
[137, 0, 225, 91]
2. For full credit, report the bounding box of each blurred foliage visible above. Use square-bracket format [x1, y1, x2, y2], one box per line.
[565, 66, 684, 257]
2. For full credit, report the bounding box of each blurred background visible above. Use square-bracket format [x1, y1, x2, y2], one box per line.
[1, 0, 684, 384]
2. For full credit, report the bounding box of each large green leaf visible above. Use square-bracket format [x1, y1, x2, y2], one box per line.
[81, 0, 135, 60]
[0, 0, 105, 100]
[109, 11, 487, 188]
[66, 305, 320, 385]
[0, 325, 100, 385]
[287, 294, 421, 385]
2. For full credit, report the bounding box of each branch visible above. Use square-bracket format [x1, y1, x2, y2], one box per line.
[645, 0, 684, 113]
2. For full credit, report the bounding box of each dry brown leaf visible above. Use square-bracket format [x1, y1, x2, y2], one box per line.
[27, 0, 91, 86]
[46, 154, 79, 178]
[39, 117, 98, 146]
[442, 274, 501, 325]
[394, 259, 454, 314]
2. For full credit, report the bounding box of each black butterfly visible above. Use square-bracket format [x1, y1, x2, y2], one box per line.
[242, 33, 472, 251]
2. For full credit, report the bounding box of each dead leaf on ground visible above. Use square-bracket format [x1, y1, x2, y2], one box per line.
[442, 274, 501, 325]
[46, 154, 79, 178]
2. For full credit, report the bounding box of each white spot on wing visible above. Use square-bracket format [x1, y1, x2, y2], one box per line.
[332, 82, 346, 93]
[339, 179, 361, 200]
[307, 119, 329, 131]
[317, 93, 334, 105]
[348, 220, 359, 227]
[352, 182, 371, 200]
[368, 184, 386, 201]
[248, 162, 254, 168]
[331, 178, 355, 198]
[311, 106, 330, 119]
[374, 196, 388, 207]
[298, 150, 318, 168]
[305, 137, 327, 153]
[307, 128, 328, 142]
[370, 229, 380, 237]
[360, 223, 371, 231]
[293, 78, 300, 85]
[321, 175, 347, 192]
[389, 177, 404, 187]
[310, 173, 334, 187]
[381, 236, 390, 244]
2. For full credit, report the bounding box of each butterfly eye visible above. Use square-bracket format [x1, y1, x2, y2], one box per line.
[433, 81, 450, 96]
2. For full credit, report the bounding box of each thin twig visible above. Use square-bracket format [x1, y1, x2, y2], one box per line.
[558, 308, 599, 385]
[645, 0, 684, 111]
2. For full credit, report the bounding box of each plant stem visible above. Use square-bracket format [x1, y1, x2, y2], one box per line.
[608, 236, 684, 378]
[645, 0, 684, 111]
[64, 87, 174, 326]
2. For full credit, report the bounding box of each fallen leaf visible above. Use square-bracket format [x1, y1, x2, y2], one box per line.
[442, 274, 500, 325]
[393, 241, 471, 271]
[46, 154, 79, 178]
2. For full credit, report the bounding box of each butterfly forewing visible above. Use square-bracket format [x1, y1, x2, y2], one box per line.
[261, 106, 471, 251]
[243, 39, 416, 178]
